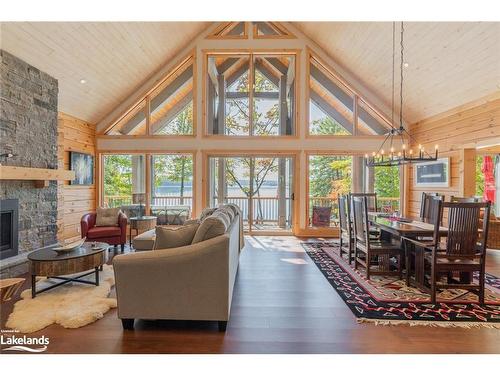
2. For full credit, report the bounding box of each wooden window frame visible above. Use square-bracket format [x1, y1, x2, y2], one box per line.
[305, 49, 393, 138]
[97, 150, 197, 218]
[252, 22, 296, 39]
[202, 49, 300, 139]
[201, 150, 300, 235]
[304, 151, 358, 237]
[206, 22, 249, 40]
[98, 50, 197, 139]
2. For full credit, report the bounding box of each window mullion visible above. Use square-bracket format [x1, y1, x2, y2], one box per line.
[249, 53, 255, 136]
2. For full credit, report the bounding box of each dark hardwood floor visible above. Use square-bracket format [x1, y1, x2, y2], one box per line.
[1, 236, 500, 354]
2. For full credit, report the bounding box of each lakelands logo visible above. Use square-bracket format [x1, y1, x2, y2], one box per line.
[1, 330, 49, 353]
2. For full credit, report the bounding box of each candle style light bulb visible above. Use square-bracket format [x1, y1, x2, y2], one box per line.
[402, 144, 406, 150]
[381, 149, 385, 155]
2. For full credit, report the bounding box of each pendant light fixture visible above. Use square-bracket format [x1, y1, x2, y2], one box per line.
[365, 22, 438, 167]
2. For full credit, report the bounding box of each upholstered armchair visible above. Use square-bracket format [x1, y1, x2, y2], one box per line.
[81, 212, 128, 251]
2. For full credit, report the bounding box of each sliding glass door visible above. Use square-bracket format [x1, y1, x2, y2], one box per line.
[208, 155, 294, 232]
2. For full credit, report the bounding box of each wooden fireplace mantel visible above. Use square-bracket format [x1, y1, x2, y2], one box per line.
[0, 165, 75, 188]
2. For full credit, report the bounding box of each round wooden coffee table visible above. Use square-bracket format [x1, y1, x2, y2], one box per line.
[28, 242, 109, 298]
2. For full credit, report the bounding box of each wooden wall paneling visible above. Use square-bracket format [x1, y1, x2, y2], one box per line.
[408, 98, 500, 219]
[58, 112, 97, 242]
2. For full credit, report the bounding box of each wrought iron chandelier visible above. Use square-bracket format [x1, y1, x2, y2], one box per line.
[365, 22, 438, 167]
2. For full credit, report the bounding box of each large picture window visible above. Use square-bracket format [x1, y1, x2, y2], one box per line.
[307, 155, 353, 228]
[207, 155, 294, 232]
[150, 154, 194, 220]
[205, 52, 296, 136]
[102, 154, 146, 217]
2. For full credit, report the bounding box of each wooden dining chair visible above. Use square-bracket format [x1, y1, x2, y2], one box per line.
[349, 192, 378, 212]
[338, 195, 353, 264]
[405, 201, 491, 305]
[352, 196, 403, 279]
[403, 196, 444, 286]
[420, 192, 444, 224]
[450, 196, 481, 203]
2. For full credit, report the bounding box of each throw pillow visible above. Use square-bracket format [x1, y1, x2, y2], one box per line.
[95, 207, 121, 227]
[192, 216, 227, 244]
[217, 205, 235, 221]
[212, 209, 231, 228]
[153, 223, 200, 250]
[200, 207, 218, 222]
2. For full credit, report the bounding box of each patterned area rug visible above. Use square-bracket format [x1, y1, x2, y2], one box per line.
[303, 241, 500, 328]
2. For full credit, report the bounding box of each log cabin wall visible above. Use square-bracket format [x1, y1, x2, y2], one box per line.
[57, 112, 97, 241]
[407, 96, 500, 218]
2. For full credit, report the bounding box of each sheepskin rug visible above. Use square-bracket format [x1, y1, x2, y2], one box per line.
[6, 265, 117, 333]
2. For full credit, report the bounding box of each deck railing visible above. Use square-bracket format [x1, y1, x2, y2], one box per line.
[104, 195, 400, 224]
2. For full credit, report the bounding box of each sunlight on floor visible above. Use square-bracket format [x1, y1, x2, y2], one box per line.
[245, 236, 306, 253]
[280, 258, 309, 265]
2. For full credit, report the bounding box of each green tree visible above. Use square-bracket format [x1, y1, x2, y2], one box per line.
[374, 166, 400, 198]
[476, 155, 485, 197]
[103, 155, 132, 206]
[309, 155, 352, 199]
[310, 108, 350, 135]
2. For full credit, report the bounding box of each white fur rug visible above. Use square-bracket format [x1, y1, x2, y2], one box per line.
[6, 265, 117, 333]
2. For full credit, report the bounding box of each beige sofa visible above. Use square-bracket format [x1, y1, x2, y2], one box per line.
[113, 205, 243, 331]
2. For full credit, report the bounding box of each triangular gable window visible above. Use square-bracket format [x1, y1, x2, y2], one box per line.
[252, 22, 295, 39]
[207, 22, 247, 39]
[104, 54, 195, 136]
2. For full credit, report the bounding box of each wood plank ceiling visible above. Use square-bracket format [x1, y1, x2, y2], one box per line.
[0, 22, 210, 123]
[1, 22, 498, 125]
[294, 22, 500, 123]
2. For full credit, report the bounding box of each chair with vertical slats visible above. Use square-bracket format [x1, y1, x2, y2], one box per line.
[450, 196, 481, 203]
[405, 201, 490, 305]
[338, 195, 353, 263]
[420, 192, 444, 224]
[352, 196, 403, 279]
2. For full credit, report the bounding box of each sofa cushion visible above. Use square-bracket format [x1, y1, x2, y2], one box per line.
[153, 223, 200, 250]
[132, 229, 156, 251]
[95, 207, 121, 227]
[192, 216, 227, 244]
[87, 226, 121, 239]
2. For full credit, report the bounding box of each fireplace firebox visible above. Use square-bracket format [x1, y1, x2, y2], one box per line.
[0, 199, 19, 260]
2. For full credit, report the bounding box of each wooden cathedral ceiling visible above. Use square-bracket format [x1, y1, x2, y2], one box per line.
[294, 22, 500, 124]
[0, 22, 209, 123]
[0, 21, 498, 124]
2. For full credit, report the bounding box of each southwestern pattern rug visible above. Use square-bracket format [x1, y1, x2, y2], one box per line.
[302, 241, 500, 328]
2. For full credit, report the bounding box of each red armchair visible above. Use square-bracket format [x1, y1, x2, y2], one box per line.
[81, 212, 128, 252]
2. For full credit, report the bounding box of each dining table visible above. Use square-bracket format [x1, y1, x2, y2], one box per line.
[367, 212, 449, 289]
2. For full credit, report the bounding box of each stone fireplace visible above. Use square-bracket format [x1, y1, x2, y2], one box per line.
[0, 50, 59, 277]
[0, 199, 19, 260]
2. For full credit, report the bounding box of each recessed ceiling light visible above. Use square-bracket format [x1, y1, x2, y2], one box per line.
[403, 62, 409, 68]
[80, 79, 87, 84]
